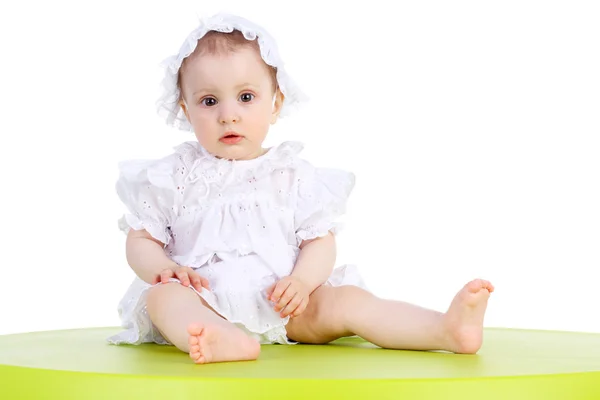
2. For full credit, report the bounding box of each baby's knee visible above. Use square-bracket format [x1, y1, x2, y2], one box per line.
[330, 285, 371, 317]
[311, 285, 360, 322]
[146, 283, 168, 310]
[146, 281, 183, 312]
[333, 285, 369, 303]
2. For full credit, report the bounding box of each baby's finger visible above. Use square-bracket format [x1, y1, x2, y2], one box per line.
[175, 270, 191, 286]
[189, 271, 208, 292]
[270, 279, 291, 302]
[265, 283, 277, 299]
[160, 269, 174, 284]
[200, 277, 211, 291]
[188, 274, 204, 291]
[275, 286, 296, 312]
[185, 269, 201, 289]
[291, 298, 309, 318]
[280, 294, 301, 318]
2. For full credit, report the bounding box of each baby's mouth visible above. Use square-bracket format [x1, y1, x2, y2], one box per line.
[220, 133, 244, 144]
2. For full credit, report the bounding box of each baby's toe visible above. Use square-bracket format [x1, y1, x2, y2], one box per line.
[466, 279, 491, 293]
[187, 323, 204, 336]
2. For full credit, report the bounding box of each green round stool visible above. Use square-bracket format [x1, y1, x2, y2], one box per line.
[1, 327, 599, 399]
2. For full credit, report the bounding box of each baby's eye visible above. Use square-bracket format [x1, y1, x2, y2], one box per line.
[240, 93, 255, 102]
[201, 97, 217, 107]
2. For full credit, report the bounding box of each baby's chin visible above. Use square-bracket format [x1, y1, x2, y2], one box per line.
[209, 141, 266, 161]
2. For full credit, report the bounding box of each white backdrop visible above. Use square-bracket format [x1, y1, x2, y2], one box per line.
[0, 0, 598, 336]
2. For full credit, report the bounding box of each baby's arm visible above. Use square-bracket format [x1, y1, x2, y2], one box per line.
[126, 228, 209, 292]
[125, 228, 178, 284]
[291, 232, 337, 293]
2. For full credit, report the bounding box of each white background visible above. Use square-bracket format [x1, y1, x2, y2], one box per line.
[0, 0, 598, 336]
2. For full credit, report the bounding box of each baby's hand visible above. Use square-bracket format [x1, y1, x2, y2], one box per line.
[267, 276, 310, 319]
[153, 265, 210, 292]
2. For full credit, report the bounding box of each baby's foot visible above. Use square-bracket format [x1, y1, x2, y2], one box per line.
[442, 279, 494, 354]
[187, 323, 261, 364]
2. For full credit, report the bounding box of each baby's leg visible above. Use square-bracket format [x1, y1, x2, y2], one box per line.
[146, 283, 260, 364]
[286, 279, 493, 354]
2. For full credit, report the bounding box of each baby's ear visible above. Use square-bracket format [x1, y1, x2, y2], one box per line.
[179, 99, 191, 122]
[270, 88, 285, 124]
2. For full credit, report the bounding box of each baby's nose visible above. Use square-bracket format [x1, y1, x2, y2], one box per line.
[219, 114, 240, 124]
[218, 102, 240, 124]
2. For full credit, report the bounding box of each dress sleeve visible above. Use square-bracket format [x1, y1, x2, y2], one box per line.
[115, 153, 183, 246]
[294, 161, 355, 244]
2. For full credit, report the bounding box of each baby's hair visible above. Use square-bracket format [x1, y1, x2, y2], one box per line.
[177, 30, 278, 104]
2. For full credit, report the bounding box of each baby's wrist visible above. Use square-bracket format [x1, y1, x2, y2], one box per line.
[290, 273, 314, 291]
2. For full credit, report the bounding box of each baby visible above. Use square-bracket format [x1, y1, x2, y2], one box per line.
[108, 13, 494, 364]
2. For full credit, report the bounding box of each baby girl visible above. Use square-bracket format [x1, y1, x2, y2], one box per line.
[108, 13, 494, 364]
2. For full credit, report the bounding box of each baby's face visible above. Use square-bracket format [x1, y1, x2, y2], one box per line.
[179, 46, 282, 160]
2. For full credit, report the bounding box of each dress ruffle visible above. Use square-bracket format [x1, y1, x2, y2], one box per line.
[294, 164, 355, 244]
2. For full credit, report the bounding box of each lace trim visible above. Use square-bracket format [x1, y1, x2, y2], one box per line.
[107, 265, 367, 346]
[117, 214, 171, 246]
[296, 221, 344, 245]
[175, 140, 304, 186]
[106, 278, 293, 346]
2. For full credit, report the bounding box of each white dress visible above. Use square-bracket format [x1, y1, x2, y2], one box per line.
[107, 140, 367, 345]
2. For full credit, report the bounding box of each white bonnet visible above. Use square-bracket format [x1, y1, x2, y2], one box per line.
[156, 12, 308, 132]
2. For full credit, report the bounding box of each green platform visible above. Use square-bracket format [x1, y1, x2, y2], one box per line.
[1, 327, 599, 399]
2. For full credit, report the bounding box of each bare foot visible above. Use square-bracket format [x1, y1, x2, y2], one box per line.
[442, 279, 494, 354]
[187, 323, 261, 364]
